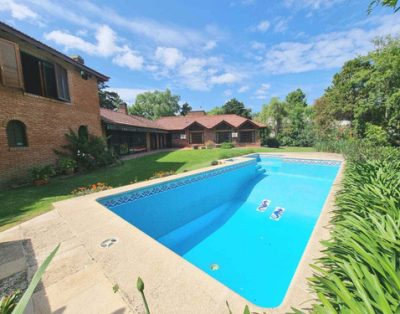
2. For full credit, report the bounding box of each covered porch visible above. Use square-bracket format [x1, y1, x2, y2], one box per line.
[103, 123, 169, 156]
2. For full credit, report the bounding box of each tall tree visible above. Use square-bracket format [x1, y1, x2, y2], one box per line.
[98, 83, 124, 110]
[221, 98, 252, 118]
[180, 102, 192, 116]
[257, 97, 286, 137]
[368, 0, 399, 13]
[314, 37, 400, 144]
[129, 89, 180, 120]
[208, 106, 224, 115]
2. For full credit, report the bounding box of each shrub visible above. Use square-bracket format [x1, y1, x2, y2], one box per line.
[364, 122, 389, 146]
[205, 140, 215, 149]
[30, 165, 55, 181]
[305, 156, 400, 313]
[264, 137, 280, 148]
[220, 142, 234, 149]
[71, 182, 112, 196]
[57, 157, 77, 173]
[56, 129, 116, 171]
[150, 170, 175, 179]
[210, 160, 219, 166]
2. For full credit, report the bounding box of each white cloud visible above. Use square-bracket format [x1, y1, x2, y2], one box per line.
[251, 41, 266, 50]
[283, 0, 343, 10]
[263, 14, 400, 74]
[204, 40, 217, 51]
[273, 18, 289, 33]
[210, 72, 241, 85]
[254, 83, 271, 99]
[255, 20, 270, 32]
[113, 47, 144, 70]
[238, 85, 250, 93]
[0, 0, 39, 21]
[155, 47, 184, 68]
[106, 87, 151, 104]
[224, 89, 233, 97]
[45, 24, 144, 71]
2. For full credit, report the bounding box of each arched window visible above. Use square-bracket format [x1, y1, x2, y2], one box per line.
[78, 125, 88, 140]
[6, 120, 28, 147]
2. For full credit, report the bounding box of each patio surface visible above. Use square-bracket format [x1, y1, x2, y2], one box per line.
[0, 152, 344, 314]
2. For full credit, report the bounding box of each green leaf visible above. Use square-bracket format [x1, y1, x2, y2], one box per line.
[12, 244, 60, 314]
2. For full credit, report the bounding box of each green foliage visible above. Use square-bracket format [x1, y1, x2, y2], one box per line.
[210, 160, 219, 166]
[221, 98, 252, 118]
[306, 153, 400, 313]
[12, 245, 59, 314]
[258, 97, 286, 137]
[58, 129, 116, 171]
[57, 157, 77, 173]
[220, 142, 234, 149]
[314, 37, 400, 145]
[368, 0, 399, 12]
[0, 291, 20, 314]
[29, 165, 55, 181]
[136, 277, 150, 314]
[264, 137, 280, 148]
[98, 82, 124, 110]
[208, 106, 224, 115]
[364, 123, 389, 146]
[180, 102, 192, 116]
[129, 89, 180, 120]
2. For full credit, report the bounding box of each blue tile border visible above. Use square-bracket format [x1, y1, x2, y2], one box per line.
[99, 159, 256, 209]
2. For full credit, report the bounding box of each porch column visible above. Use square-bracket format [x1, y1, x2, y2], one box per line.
[146, 132, 151, 151]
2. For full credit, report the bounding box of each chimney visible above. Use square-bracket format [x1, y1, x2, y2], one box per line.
[118, 102, 128, 115]
[70, 55, 85, 64]
[186, 110, 206, 117]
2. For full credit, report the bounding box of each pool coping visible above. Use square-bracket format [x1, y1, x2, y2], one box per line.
[27, 152, 345, 313]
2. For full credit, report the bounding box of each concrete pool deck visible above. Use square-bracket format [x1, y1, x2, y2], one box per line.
[0, 152, 344, 314]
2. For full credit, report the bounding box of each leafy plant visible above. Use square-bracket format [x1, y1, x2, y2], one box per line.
[56, 129, 116, 171]
[210, 160, 219, 166]
[0, 291, 20, 314]
[220, 142, 234, 149]
[30, 165, 55, 181]
[0, 245, 60, 314]
[57, 157, 77, 173]
[71, 182, 112, 196]
[264, 137, 280, 148]
[303, 151, 400, 313]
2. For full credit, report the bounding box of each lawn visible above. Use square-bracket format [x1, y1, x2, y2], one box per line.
[0, 147, 314, 231]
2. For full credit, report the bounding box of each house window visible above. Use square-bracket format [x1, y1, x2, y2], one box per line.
[216, 131, 232, 143]
[239, 131, 255, 143]
[20, 52, 70, 101]
[6, 120, 28, 147]
[190, 132, 204, 144]
[78, 125, 88, 140]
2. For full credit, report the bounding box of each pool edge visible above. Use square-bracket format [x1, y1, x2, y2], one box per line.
[51, 152, 345, 313]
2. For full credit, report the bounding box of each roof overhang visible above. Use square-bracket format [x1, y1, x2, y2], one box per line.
[102, 120, 168, 134]
[0, 22, 109, 82]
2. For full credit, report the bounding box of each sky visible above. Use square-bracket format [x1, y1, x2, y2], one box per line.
[0, 0, 399, 112]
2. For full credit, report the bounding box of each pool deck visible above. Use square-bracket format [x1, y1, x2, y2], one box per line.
[0, 152, 344, 314]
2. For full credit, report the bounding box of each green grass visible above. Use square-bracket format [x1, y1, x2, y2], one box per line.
[0, 147, 314, 231]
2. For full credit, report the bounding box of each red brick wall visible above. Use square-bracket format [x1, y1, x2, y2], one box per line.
[0, 65, 102, 187]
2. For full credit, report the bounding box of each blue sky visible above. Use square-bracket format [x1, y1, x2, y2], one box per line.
[1, 0, 399, 112]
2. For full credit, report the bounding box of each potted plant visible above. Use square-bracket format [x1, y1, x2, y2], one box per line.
[58, 157, 77, 175]
[30, 165, 55, 186]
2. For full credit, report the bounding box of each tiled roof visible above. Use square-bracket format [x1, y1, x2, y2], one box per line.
[156, 114, 266, 130]
[100, 108, 165, 130]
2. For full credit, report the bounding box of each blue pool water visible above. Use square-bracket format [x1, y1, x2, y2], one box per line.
[99, 156, 340, 307]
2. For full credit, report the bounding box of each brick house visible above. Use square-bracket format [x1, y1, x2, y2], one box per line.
[0, 22, 108, 187]
[100, 108, 266, 153]
[157, 110, 265, 148]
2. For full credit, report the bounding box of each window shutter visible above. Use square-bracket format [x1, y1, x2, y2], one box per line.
[55, 63, 70, 101]
[0, 38, 22, 88]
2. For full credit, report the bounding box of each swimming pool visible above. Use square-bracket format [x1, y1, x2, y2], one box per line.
[99, 155, 340, 307]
